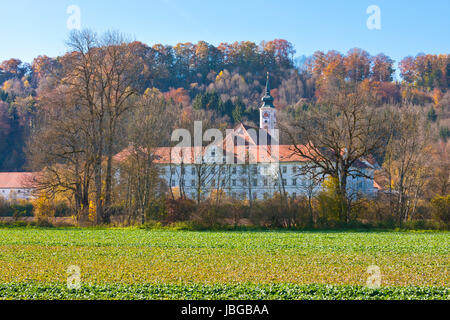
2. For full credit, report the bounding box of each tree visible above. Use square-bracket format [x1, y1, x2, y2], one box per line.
[371, 53, 395, 82]
[61, 29, 141, 224]
[118, 89, 178, 223]
[382, 107, 431, 223]
[282, 85, 387, 222]
[28, 85, 93, 220]
[344, 48, 371, 83]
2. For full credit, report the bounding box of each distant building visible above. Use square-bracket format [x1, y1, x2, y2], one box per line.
[115, 74, 379, 200]
[0, 172, 36, 201]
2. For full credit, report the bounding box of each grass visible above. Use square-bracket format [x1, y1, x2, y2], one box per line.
[0, 228, 448, 300]
[0, 283, 448, 300]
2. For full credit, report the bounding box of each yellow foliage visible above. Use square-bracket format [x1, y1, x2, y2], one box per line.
[2, 81, 11, 91]
[32, 192, 55, 221]
[88, 201, 96, 222]
[216, 70, 224, 82]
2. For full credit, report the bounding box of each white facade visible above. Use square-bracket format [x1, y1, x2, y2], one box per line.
[158, 160, 377, 201]
[0, 188, 33, 201]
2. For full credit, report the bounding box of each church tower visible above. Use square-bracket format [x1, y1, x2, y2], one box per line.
[260, 72, 277, 136]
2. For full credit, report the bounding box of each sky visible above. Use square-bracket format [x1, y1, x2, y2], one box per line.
[0, 0, 449, 67]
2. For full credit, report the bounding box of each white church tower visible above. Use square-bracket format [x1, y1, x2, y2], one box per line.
[260, 72, 277, 137]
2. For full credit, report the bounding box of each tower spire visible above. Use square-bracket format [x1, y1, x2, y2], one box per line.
[261, 72, 274, 108]
[265, 72, 270, 95]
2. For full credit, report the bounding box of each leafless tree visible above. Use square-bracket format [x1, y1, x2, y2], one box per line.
[281, 85, 387, 222]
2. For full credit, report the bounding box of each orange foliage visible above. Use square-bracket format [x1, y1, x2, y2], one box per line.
[164, 88, 191, 107]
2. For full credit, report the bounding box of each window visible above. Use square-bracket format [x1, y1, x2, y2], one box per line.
[292, 166, 297, 174]
[211, 149, 216, 157]
[282, 166, 287, 174]
[263, 179, 268, 186]
[221, 167, 226, 174]
[171, 167, 176, 175]
[292, 179, 297, 186]
[171, 180, 176, 187]
[221, 180, 226, 187]
[282, 179, 287, 186]
[253, 179, 258, 187]
[181, 167, 185, 175]
[242, 179, 247, 186]
[232, 167, 237, 174]
[242, 167, 247, 174]
[232, 179, 236, 187]
[263, 166, 268, 175]
[191, 180, 195, 187]
[211, 167, 215, 174]
[252, 166, 258, 175]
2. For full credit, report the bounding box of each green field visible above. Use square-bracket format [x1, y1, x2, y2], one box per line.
[0, 228, 448, 300]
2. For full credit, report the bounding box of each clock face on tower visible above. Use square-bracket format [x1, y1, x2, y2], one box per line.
[263, 112, 269, 119]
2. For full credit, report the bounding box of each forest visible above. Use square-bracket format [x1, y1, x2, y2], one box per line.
[0, 30, 449, 228]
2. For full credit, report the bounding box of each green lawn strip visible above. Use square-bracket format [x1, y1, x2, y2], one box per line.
[0, 283, 448, 300]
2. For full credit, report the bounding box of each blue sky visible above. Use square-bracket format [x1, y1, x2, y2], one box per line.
[1, 0, 449, 66]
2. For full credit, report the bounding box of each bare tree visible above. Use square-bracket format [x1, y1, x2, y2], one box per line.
[61, 29, 141, 223]
[383, 106, 430, 223]
[28, 85, 93, 220]
[120, 89, 178, 223]
[281, 85, 387, 222]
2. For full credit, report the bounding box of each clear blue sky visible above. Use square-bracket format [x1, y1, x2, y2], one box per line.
[1, 0, 449, 66]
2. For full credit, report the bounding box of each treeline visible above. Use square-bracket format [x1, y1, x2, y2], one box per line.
[1, 36, 449, 171]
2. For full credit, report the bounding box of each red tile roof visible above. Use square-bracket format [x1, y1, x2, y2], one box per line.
[0, 172, 37, 189]
[115, 145, 324, 165]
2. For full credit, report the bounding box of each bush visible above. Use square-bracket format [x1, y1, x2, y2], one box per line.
[191, 201, 227, 229]
[0, 198, 33, 218]
[146, 198, 196, 224]
[251, 195, 311, 229]
[431, 195, 450, 228]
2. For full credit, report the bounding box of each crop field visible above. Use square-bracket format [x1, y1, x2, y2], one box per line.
[0, 228, 448, 300]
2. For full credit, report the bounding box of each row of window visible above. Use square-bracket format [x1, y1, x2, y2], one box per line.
[163, 165, 303, 176]
[170, 178, 313, 188]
